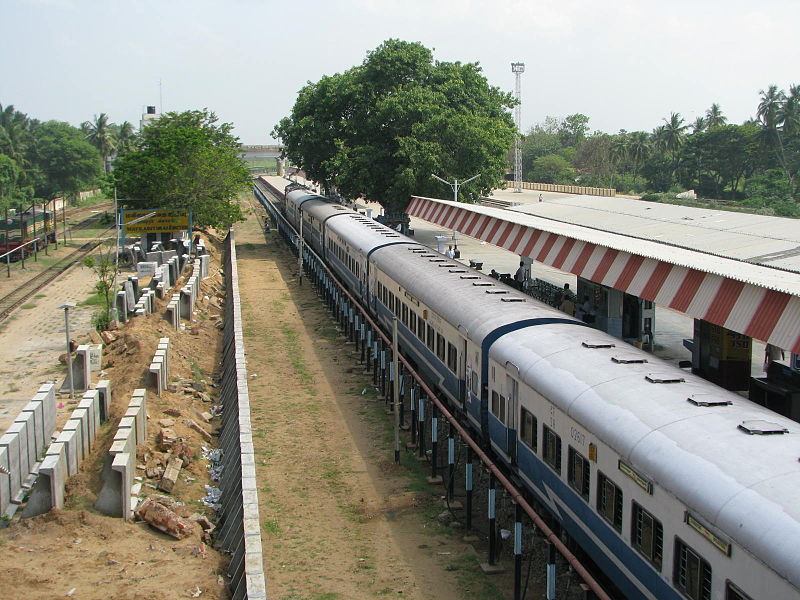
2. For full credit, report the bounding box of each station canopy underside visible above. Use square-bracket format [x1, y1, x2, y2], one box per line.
[406, 196, 800, 354]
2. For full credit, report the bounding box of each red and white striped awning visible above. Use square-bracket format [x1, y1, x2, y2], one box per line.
[407, 196, 800, 354]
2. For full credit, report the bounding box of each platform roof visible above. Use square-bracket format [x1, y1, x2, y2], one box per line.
[494, 190, 800, 274]
[406, 194, 800, 354]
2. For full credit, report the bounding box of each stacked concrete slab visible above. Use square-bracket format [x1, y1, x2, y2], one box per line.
[61, 344, 91, 394]
[149, 338, 170, 396]
[0, 384, 57, 517]
[216, 230, 266, 599]
[166, 294, 180, 330]
[95, 389, 146, 520]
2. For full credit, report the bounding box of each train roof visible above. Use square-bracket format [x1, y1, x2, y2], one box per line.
[492, 325, 800, 587]
[370, 239, 800, 588]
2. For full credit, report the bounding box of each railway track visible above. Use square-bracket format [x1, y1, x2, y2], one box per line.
[0, 221, 115, 321]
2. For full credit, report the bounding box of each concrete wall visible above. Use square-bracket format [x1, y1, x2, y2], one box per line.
[505, 180, 616, 197]
[215, 230, 266, 600]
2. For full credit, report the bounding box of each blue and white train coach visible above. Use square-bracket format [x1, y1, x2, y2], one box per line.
[265, 180, 800, 600]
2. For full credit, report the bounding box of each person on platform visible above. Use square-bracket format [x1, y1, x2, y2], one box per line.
[764, 343, 785, 372]
[514, 262, 526, 290]
[445, 245, 455, 259]
[558, 284, 575, 315]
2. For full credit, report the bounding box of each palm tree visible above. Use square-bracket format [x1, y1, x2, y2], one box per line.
[780, 84, 800, 135]
[705, 103, 727, 128]
[82, 113, 116, 172]
[114, 121, 136, 155]
[757, 85, 793, 190]
[628, 131, 651, 184]
[692, 116, 707, 134]
[609, 133, 629, 173]
[661, 112, 688, 154]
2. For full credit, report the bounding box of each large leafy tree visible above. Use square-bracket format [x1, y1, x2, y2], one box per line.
[273, 40, 516, 213]
[33, 120, 103, 199]
[113, 109, 250, 229]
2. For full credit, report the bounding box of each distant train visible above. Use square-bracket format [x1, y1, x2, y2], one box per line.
[257, 176, 800, 600]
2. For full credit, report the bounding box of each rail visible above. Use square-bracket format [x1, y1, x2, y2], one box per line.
[0, 227, 114, 321]
[254, 180, 612, 600]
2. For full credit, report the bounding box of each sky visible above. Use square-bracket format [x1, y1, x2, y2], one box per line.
[2, 0, 799, 145]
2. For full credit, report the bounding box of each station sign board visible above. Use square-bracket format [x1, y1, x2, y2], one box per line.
[122, 209, 190, 234]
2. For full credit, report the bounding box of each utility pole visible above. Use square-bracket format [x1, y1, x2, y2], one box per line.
[511, 62, 525, 193]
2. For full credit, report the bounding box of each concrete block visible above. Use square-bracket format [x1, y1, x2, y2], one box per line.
[55, 430, 80, 476]
[116, 290, 128, 323]
[70, 408, 94, 453]
[80, 390, 102, 434]
[96, 380, 111, 423]
[88, 344, 103, 371]
[136, 261, 157, 277]
[21, 447, 67, 518]
[0, 446, 11, 516]
[149, 363, 163, 395]
[125, 406, 146, 445]
[61, 420, 85, 463]
[128, 275, 139, 299]
[20, 403, 45, 460]
[64, 344, 91, 393]
[6, 423, 32, 484]
[35, 383, 57, 439]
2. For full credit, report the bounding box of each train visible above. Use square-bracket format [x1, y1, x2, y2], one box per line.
[256, 175, 800, 600]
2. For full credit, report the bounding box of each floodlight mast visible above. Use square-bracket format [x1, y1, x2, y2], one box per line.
[511, 61, 525, 193]
[431, 173, 481, 204]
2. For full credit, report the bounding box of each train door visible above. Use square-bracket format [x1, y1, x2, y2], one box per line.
[459, 336, 468, 407]
[506, 372, 519, 463]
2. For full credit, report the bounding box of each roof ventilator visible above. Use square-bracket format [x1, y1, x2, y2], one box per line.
[582, 341, 616, 349]
[612, 356, 648, 364]
[460, 275, 480, 280]
[501, 297, 527, 303]
[485, 289, 509, 294]
[737, 420, 788, 435]
[645, 373, 685, 384]
[472, 282, 495, 287]
[429, 258, 446, 262]
[449, 269, 467, 273]
[686, 394, 732, 407]
[438, 264, 458, 268]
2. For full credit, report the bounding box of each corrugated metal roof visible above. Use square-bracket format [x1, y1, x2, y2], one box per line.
[494, 190, 800, 275]
[406, 196, 800, 353]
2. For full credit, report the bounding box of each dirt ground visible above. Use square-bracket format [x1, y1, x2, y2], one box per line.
[0, 198, 516, 600]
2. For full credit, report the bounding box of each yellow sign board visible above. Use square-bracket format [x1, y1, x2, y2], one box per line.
[122, 210, 190, 234]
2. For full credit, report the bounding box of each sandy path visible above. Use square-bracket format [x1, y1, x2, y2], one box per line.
[234, 208, 500, 599]
[0, 254, 99, 431]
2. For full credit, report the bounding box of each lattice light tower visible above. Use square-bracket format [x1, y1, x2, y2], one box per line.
[511, 62, 525, 193]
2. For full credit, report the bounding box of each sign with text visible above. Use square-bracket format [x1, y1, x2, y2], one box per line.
[122, 209, 190, 234]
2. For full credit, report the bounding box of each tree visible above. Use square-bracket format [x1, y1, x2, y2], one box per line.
[530, 154, 574, 184]
[522, 119, 563, 178]
[82, 113, 116, 172]
[273, 39, 516, 213]
[627, 132, 651, 184]
[33, 120, 103, 200]
[113, 109, 250, 229]
[558, 114, 590, 147]
[0, 154, 20, 210]
[705, 103, 727, 129]
[682, 123, 760, 198]
[84, 248, 117, 330]
[114, 121, 137, 155]
[757, 85, 795, 194]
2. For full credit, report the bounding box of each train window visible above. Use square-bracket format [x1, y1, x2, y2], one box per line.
[447, 343, 457, 373]
[410, 312, 417, 334]
[402, 303, 408, 326]
[436, 334, 446, 362]
[426, 326, 435, 352]
[471, 371, 478, 396]
[418, 316, 426, 341]
[725, 582, 753, 600]
[597, 473, 623, 531]
[491, 391, 506, 425]
[632, 502, 663, 570]
[674, 539, 712, 600]
[567, 447, 590, 500]
[543, 426, 562, 474]
[520, 408, 537, 451]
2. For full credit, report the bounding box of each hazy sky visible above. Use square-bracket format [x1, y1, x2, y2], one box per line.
[3, 0, 799, 145]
